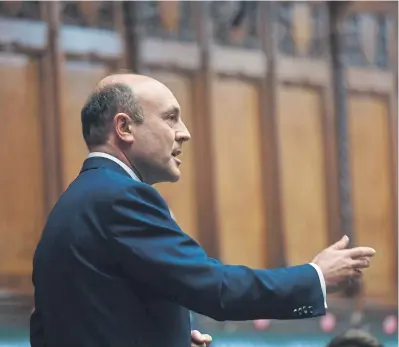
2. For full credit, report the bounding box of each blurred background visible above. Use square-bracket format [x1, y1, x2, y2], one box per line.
[0, 1, 397, 346]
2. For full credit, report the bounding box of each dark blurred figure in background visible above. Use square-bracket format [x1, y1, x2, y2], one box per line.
[327, 329, 383, 347]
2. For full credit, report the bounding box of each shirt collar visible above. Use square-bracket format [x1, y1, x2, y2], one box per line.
[87, 152, 141, 182]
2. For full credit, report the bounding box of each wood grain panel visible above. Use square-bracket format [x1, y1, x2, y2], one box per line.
[348, 95, 396, 302]
[61, 62, 109, 189]
[277, 86, 328, 265]
[211, 79, 266, 268]
[0, 54, 45, 291]
[152, 73, 198, 240]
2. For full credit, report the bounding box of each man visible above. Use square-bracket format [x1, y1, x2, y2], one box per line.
[326, 329, 383, 347]
[31, 74, 375, 347]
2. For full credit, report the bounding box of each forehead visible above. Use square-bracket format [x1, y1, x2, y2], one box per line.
[137, 81, 180, 115]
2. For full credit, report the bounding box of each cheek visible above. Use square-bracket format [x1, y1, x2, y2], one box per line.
[149, 126, 175, 155]
[157, 124, 175, 147]
[135, 121, 175, 158]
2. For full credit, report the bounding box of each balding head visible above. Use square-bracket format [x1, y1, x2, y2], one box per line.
[96, 74, 174, 106]
[82, 74, 179, 147]
[98, 74, 178, 114]
[81, 73, 191, 185]
[81, 74, 143, 147]
[96, 73, 156, 90]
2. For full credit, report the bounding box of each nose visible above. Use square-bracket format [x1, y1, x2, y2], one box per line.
[176, 121, 191, 142]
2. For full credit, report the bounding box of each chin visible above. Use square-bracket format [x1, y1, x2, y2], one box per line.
[168, 171, 181, 183]
[153, 169, 181, 184]
[165, 166, 181, 183]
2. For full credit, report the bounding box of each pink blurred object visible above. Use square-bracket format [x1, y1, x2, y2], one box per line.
[382, 315, 397, 335]
[320, 312, 336, 333]
[253, 319, 271, 330]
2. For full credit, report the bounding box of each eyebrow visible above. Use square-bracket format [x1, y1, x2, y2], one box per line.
[162, 106, 180, 117]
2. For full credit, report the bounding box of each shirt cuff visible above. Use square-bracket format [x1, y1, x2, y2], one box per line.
[309, 263, 327, 309]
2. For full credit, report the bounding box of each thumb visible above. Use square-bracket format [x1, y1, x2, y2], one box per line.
[330, 235, 349, 250]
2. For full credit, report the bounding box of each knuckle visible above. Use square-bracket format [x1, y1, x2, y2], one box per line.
[353, 270, 362, 277]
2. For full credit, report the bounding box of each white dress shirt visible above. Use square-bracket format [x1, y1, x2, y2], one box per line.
[87, 151, 327, 308]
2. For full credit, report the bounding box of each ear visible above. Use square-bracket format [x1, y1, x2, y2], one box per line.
[114, 113, 135, 144]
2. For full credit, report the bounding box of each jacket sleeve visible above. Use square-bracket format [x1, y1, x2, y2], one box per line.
[30, 308, 46, 347]
[107, 183, 325, 321]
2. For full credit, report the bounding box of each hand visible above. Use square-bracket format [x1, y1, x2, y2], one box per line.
[312, 235, 375, 289]
[191, 330, 212, 347]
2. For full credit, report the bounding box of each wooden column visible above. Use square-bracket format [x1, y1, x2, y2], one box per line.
[122, 1, 141, 72]
[260, 1, 286, 268]
[329, 2, 354, 244]
[193, 2, 220, 258]
[393, 5, 398, 300]
[41, 1, 64, 212]
[322, 5, 342, 245]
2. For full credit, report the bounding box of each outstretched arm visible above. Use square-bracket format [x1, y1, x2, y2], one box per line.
[108, 183, 325, 321]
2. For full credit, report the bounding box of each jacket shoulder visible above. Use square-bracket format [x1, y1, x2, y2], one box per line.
[112, 178, 169, 212]
[80, 168, 169, 211]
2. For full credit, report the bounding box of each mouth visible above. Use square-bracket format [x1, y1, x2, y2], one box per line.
[172, 149, 182, 166]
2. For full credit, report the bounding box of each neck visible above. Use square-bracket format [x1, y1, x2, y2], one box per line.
[90, 144, 144, 182]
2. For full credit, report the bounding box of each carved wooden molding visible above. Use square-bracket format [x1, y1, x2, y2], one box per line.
[277, 57, 330, 86]
[139, 40, 267, 77]
[61, 26, 122, 59]
[140, 38, 200, 70]
[210, 46, 266, 78]
[0, 18, 46, 51]
[346, 68, 394, 93]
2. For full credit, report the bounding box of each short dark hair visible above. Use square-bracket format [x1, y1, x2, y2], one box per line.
[81, 83, 143, 147]
[327, 329, 383, 347]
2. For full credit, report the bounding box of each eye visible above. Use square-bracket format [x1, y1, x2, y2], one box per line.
[166, 114, 178, 124]
[162, 110, 180, 126]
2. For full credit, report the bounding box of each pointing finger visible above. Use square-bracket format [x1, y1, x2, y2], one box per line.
[348, 247, 376, 258]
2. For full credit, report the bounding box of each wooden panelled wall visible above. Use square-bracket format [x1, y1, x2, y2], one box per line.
[0, 1, 397, 306]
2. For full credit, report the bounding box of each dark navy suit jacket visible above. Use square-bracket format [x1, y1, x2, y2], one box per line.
[31, 157, 325, 347]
